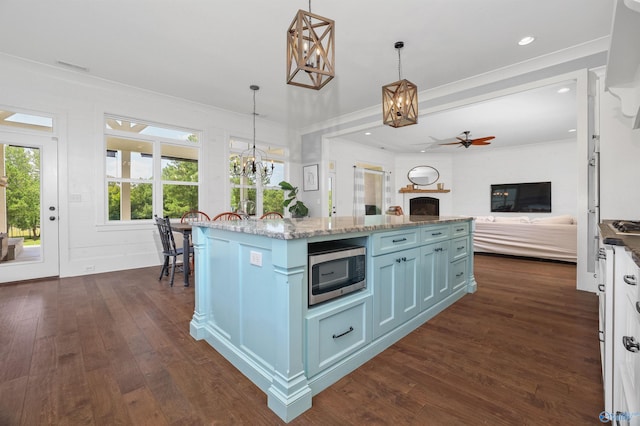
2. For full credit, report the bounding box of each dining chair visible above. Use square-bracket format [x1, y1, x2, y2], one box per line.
[154, 215, 194, 287]
[180, 210, 211, 223]
[212, 212, 243, 221]
[259, 211, 283, 219]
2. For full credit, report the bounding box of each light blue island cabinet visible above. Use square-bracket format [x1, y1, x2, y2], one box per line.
[189, 215, 475, 422]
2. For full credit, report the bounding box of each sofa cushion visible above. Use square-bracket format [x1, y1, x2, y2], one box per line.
[531, 215, 575, 225]
[474, 216, 495, 222]
[494, 216, 530, 223]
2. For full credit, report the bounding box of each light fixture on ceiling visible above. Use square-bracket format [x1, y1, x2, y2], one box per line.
[568, 128, 577, 133]
[364, 132, 372, 136]
[286, 0, 335, 90]
[557, 87, 571, 94]
[382, 41, 418, 128]
[518, 36, 535, 46]
[231, 85, 274, 182]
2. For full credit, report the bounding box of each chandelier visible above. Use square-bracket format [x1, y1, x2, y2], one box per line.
[286, 0, 335, 90]
[382, 41, 418, 128]
[231, 85, 274, 181]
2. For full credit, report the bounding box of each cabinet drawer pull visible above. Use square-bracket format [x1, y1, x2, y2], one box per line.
[622, 336, 639, 353]
[333, 326, 354, 339]
[598, 330, 604, 342]
[456, 228, 465, 232]
[321, 271, 335, 277]
[434, 247, 443, 252]
[395, 258, 402, 263]
[623, 274, 637, 285]
[392, 238, 407, 243]
[598, 284, 605, 292]
[431, 232, 442, 236]
[456, 272, 464, 278]
[457, 246, 465, 250]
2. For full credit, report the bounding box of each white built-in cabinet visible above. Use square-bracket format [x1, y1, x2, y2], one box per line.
[598, 235, 640, 425]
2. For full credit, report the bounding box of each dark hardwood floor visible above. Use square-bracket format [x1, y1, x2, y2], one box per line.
[0, 254, 603, 425]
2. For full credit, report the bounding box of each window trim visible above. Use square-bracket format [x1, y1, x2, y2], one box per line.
[100, 114, 201, 225]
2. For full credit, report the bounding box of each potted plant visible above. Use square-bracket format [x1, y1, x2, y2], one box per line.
[279, 181, 309, 218]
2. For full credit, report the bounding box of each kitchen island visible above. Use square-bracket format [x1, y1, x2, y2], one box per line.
[189, 215, 475, 422]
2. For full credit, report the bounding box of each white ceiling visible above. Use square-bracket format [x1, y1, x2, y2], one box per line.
[0, 1, 614, 152]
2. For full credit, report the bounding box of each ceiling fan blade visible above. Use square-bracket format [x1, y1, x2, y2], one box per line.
[470, 136, 495, 143]
[440, 142, 463, 145]
[471, 141, 492, 145]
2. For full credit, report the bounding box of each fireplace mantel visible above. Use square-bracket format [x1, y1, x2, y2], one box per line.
[399, 188, 450, 193]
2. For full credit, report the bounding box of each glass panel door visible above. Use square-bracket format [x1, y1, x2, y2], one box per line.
[0, 131, 58, 282]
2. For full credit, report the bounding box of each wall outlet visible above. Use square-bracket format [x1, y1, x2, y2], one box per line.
[250, 251, 262, 267]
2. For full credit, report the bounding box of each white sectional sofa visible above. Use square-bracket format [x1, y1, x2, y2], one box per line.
[473, 215, 577, 263]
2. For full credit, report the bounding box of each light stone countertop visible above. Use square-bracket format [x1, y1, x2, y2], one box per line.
[191, 215, 472, 240]
[599, 220, 640, 266]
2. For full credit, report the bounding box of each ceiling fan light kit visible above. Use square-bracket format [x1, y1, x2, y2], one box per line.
[286, 2, 335, 90]
[382, 41, 418, 128]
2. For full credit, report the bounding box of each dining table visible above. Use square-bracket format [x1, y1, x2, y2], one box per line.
[169, 221, 192, 286]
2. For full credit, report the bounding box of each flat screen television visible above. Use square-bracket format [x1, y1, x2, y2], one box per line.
[491, 181, 551, 213]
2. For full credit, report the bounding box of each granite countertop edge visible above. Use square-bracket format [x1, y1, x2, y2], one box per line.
[599, 220, 640, 266]
[191, 215, 472, 240]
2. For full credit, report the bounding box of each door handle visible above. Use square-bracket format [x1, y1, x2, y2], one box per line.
[49, 216, 56, 221]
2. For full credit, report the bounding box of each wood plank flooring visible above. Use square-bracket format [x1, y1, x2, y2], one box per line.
[0, 254, 603, 425]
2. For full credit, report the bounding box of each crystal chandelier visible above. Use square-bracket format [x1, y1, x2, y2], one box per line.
[286, 0, 335, 90]
[231, 85, 274, 181]
[382, 41, 418, 128]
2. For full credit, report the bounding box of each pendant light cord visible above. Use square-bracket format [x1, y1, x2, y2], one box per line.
[397, 47, 402, 81]
[252, 88, 256, 154]
[309, 0, 311, 14]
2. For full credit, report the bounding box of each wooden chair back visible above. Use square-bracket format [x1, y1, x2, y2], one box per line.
[181, 210, 211, 223]
[212, 212, 243, 221]
[259, 212, 283, 219]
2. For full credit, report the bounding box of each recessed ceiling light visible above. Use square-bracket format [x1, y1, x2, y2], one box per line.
[364, 132, 372, 136]
[557, 87, 571, 94]
[568, 128, 576, 133]
[420, 149, 426, 153]
[518, 36, 535, 46]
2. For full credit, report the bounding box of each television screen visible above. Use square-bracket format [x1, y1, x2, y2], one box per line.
[491, 182, 551, 213]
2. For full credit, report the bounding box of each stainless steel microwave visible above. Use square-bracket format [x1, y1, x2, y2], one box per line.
[308, 242, 366, 306]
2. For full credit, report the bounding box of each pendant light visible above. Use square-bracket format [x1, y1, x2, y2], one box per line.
[382, 41, 418, 128]
[231, 85, 274, 182]
[286, 0, 335, 90]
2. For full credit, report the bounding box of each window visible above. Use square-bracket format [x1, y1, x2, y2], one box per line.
[356, 163, 385, 215]
[105, 116, 200, 221]
[0, 109, 53, 133]
[229, 138, 286, 217]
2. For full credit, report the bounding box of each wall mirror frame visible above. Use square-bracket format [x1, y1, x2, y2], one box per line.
[407, 165, 439, 186]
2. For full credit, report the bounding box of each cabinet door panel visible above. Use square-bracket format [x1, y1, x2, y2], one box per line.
[372, 253, 402, 338]
[402, 250, 420, 319]
[372, 248, 420, 339]
[451, 257, 468, 292]
[421, 241, 449, 310]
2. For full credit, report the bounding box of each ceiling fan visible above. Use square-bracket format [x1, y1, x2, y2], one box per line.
[440, 131, 495, 148]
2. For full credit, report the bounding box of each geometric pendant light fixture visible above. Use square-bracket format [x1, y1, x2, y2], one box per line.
[382, 41, 418, 127]
[286, 1, 335, 90]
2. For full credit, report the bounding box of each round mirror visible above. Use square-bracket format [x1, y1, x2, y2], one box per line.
[407, 165, 439, 186]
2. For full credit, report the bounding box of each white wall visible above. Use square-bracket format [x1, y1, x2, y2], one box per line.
[324, 137, 395, 217]
[394, 154, 454, 215]
[0, 54, 298, 277]
[599, 89, 640, 219]
[449, 139, 578, 218]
